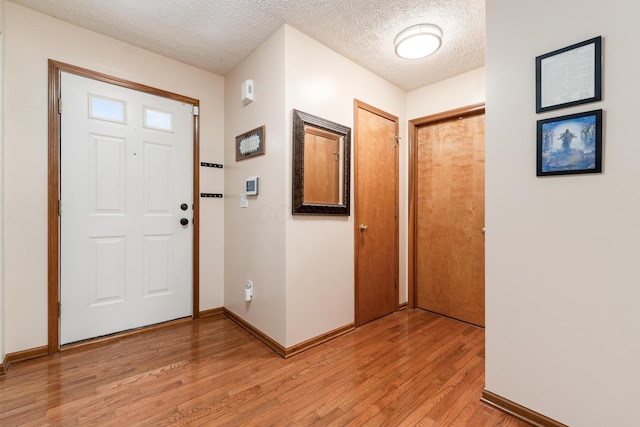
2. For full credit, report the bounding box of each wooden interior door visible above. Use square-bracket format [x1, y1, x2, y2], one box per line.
[414, 107, 485, 327]
[355, 100, 399, 325]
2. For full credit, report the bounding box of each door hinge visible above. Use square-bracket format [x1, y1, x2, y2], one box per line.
[58, 200, 62, 216]
[58, 302, 61, 317]
[193, 106, 199, 116]
[394, 207, 398, 217]
[394, 135, 401, 148]
[58, 98, 63, 114]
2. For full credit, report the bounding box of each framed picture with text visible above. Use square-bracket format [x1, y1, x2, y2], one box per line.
[536, 36, 602, 113]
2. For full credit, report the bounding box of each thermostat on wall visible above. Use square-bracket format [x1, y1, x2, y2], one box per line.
[246, 176, 259, 195]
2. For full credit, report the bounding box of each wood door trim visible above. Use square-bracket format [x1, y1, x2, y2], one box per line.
[47, 60, 201, 353]
[353, 99, 399, 326]
[411, 103, 485, 127]
[408, 103, 485, 309]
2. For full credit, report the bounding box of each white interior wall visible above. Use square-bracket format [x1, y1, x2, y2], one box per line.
[3, 2, 224, 354]
[283, 26, 407, 347]
[223, 27, 287, 345]
[0, 0, 5, 362]
[486, 1, 640, 425]
[407, 67, 485, 119]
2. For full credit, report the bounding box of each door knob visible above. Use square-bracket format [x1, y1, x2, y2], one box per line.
[482, 227, 486, 234]
[359, 224, 368, 232]
[180, 203, 189, 211]
[180, 218, 189, 226]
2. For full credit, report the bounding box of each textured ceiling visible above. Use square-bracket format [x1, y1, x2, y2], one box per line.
[9, 0, 485, 91]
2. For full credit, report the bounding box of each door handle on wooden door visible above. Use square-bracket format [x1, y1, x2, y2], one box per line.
[359, 224, 368, 232]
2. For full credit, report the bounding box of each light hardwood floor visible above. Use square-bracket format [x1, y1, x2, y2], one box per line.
[0, 309, 530, 426]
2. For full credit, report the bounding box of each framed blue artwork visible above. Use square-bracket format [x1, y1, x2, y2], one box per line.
[537, 109, 602, 176]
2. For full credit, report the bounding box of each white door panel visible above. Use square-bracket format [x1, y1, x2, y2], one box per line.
[60, 72, 193, 345]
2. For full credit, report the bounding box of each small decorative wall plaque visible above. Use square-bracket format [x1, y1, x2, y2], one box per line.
[235, 125, 265, 161]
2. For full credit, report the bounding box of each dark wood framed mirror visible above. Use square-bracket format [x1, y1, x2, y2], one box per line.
[292, 109, 351, 215]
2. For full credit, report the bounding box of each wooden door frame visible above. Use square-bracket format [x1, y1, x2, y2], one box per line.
[47, 60, 201, 353]
[408, 103, 485, 308]
[353, 100, 400, 326]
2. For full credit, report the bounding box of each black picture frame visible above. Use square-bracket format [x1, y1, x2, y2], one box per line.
[235, 125, 265, 161]
[537, 109, 602, 176]
[536, 36, 602, 113]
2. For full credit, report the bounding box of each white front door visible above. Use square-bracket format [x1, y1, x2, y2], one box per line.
[60, 72, 193, 345]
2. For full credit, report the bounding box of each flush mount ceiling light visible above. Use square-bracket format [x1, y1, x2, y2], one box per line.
[394, 24, 443, 59]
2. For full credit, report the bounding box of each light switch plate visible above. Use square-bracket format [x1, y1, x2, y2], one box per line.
[240, 193, 248, 208]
